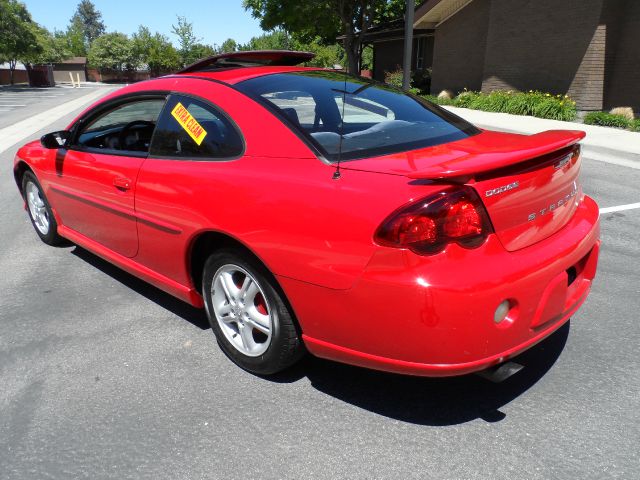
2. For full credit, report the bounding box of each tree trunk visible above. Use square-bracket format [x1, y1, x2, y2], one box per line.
[342, 32, 361, 74]
[9, 60, 16, 85]
[25, 63, 33, 87]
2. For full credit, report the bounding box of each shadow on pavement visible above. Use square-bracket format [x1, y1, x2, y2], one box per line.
[71, 246, 210, 330]
[270, 322, 570, 426]
[71, 244, 569, 425]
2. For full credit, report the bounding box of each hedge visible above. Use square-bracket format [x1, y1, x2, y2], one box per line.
[423, 90, 577, 121]
[583, 111, 631, 129]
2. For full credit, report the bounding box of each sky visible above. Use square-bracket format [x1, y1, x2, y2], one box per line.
[23, 0, 265, 48]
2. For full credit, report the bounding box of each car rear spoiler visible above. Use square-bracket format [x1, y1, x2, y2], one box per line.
[407, 130, 586, 180]
[178, 50, 316, 74]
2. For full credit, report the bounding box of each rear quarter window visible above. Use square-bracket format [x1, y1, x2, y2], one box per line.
[150, 95, 243, 159]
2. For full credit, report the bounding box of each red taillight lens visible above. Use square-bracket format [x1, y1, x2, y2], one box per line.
[443, 199, 483, 238]
[374, 186, 493, 255]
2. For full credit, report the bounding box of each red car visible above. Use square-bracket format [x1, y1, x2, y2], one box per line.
[14, 51, 600, 377]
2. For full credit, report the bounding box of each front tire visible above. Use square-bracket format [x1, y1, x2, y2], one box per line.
[202, 249, 304, 375]
[22, 171, 64, 246]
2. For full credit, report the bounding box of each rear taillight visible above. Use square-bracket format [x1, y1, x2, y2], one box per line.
[374, 186, 493, 255]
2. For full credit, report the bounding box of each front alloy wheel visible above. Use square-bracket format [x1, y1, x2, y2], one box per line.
[21, 171, 64, 246]
[25, 180, 50, 235]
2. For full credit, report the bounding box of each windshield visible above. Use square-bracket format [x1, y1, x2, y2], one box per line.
[236, 71, 480, 161]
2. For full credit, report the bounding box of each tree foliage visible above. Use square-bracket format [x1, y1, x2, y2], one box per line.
[87, 32, 135, 74]
[132, 26, 180, 76]
[243, 0, 404, 73]
[240, 30, 290, 51]
[218, 38, 239, 53]
[0, 0, 41, 82]
[65, 16, 88, 56]
[71, 0, 105, 48]
[26, 27, 72, 64]
[188, 43, 216, 64]
[171, 16, 214, 67]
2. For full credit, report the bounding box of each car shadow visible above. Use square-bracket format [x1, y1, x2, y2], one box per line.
[71, 246, 210, 330]
[269, 322, 570, 426]
[71, 244, 569, 426]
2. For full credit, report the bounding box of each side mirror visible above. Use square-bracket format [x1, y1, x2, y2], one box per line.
[41, 131, 70, 149]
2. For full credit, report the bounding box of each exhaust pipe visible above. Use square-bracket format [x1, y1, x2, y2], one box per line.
[475, 361, 524, 383]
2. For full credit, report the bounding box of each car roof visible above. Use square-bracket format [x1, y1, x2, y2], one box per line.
[173, 65, 326, 85]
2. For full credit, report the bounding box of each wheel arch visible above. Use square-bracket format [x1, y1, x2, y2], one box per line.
[187, 230, 303, 334]
[13, 160, 34, 195]
[187, 230, 302, 335]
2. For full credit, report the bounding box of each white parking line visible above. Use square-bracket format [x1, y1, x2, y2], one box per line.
[0, 104, 26, 107]
[0, 95, 62, 98]
[599, 203, 640, 214]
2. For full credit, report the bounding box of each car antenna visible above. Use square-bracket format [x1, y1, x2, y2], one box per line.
[333, 67, 348, 180]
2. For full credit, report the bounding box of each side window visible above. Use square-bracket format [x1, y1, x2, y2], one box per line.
[75, 98, 165, 153]
[150, 95, 243, 159]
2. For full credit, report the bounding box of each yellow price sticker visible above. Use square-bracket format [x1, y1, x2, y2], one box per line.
[171, 102, 208, 146]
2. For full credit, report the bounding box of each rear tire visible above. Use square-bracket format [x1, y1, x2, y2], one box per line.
[22, 171, 64, 246]
[202, 249, 304, 375]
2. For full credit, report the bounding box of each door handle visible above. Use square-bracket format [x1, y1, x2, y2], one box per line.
[113, 177, 132, 191]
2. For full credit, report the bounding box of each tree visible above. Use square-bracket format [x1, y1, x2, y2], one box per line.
[88, 32, 135, 80]
[240, 30, 289, 51]
[243, 0, 404, 74]
[65, 15, 88, 56]
[70, 0, 105, 48]
[171, 16, 201, 67]
[26, 27, 72, 65]
[291, 37, 345, 68]
[187, 43, 216, 64]
[218, 38, 238, 53]
[132, 26, 180, 77]
[0, 0, 40, 83]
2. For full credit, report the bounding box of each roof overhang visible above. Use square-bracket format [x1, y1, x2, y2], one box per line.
[414, 0, 474, 28]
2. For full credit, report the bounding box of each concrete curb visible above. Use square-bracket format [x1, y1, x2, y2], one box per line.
[443, 106, 640, 168]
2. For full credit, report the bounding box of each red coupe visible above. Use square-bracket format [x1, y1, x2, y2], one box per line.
[14, 51, 600, 376]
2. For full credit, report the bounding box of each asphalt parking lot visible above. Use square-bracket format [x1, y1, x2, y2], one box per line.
[1, 88, 639, 479]
[0, 85, 101, 129]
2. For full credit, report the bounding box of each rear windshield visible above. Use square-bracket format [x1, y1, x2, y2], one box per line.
[236, 71, 480, 161]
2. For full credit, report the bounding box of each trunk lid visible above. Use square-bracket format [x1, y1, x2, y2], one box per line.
[341, 129, 585, 251]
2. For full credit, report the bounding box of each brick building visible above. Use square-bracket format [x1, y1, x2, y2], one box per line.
[369, 0, 640, 111]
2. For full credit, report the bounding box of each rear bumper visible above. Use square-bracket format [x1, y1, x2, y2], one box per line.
[281, 195, 600, 376]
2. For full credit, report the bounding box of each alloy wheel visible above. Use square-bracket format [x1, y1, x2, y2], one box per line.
[211, 264, 273, 357]
[25, 181, 50, 235]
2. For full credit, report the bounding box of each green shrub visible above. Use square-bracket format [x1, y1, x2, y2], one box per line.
[584, 111, 630, 129]
[452, 91, 480, 108]
[533, 96, 577, 122]
[505, 91, 545, 116]
[629, 118, 640, 132]
[421, 94, 454, 106]
[438, 90, 576, 121]
[384, 69, 403, 89]
[411, 68, 431, 93]
[420, 89, 578, 121]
